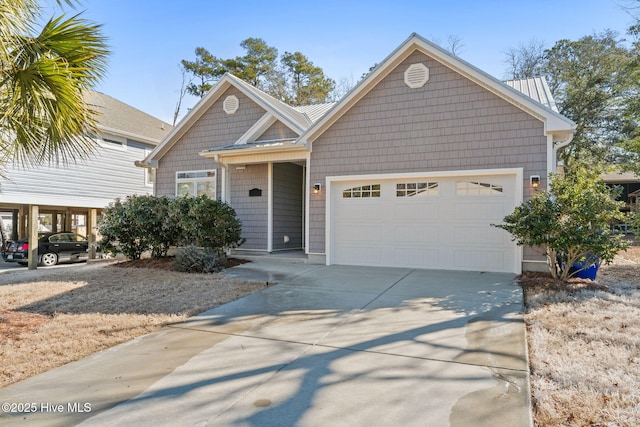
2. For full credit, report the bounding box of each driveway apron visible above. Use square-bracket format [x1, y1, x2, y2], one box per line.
[0, 261, 530, 427]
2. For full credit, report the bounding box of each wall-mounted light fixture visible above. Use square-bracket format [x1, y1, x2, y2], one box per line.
[530, 175, 540, 188]
[313, 183, 321, 194]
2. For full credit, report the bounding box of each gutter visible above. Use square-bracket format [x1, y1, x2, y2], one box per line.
[552, 131, 574, 173]
[212, 154, 228, 202]
[134, 159, 158, 169]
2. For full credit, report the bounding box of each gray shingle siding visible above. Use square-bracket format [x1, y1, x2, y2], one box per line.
[308, 50, 548, 254]
[257, 121, 298, 142]
[155, 87, 266, 197]
[273, 163, 303, 250]
[229, 164, 268, 250]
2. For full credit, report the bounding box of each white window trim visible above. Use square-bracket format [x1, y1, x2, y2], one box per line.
[97, 133, 127, 151]
[144, 149, 154, 187]
[176, 169, 217, 198]
[145, 168, 155, 188]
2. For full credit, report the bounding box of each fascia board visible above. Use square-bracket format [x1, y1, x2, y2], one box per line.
[301, 33, 575, 144]
[234, 113, 278, 145]
[199, 143, 307, 159]
[97, 125, 161, 146]
[227, 75, 307, 134]
[142, 78, 234, 165]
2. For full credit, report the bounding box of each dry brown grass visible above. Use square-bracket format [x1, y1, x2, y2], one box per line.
[524, 246, 640, 426]
[0, 261, 264, 387]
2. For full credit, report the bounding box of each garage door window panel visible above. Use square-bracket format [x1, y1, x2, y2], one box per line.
[396, 182, 438, 197]
[456, 181, 503, 196]
[342, 184, 381, 198]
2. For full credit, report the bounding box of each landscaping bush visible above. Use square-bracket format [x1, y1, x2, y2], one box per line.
[98, 195, 170, 260]
[630, 211, 640, 235]
[173, 245, 222, 273]
[493, 167, 629, 280]
[179, 195, 244, 254]
[98, 195, 244, 262]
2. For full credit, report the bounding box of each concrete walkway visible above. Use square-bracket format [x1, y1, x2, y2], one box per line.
[0, 261, 531, 426]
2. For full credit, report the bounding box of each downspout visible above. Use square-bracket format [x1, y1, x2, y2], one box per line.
[212, 154, 228, 202]
[551, 132, 574, 175]
[134, 159, 158, 195]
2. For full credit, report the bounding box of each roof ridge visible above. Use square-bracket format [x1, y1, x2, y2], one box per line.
[225, 74, 313, 127]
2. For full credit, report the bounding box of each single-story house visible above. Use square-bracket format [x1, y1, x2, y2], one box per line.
[140, 33, 575, 274]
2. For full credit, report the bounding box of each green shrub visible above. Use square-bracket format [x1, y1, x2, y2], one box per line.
[493, 167, 629, 280]
[98, 195, 163, 260]
[630, 211, 640, 235]
[173, 245, 222, 273]
[98, 195, 244, 261]
[179, 196, 244, 254]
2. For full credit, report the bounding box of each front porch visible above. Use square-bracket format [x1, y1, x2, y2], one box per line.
[231, 249, 308, 264]
[201, 141, 311, 255]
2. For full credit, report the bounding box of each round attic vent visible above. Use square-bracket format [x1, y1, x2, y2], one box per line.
[404, 63, 429, 88]
[223, 95, 239, 114]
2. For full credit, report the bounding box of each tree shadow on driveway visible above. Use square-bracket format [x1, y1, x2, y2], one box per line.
[83, 268, 529, 426]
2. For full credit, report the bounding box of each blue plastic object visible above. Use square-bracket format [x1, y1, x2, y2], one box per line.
[571, 258, 600, 280]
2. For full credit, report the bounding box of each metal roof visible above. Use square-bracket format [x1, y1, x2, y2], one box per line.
[293, 103, 337, 123]
[504, 77, 558, 112]
[84, 90, 172, 144]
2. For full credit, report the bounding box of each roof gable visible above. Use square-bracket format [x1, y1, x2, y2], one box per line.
[300, 33, 575, 145]
[144, 73, 313, 165]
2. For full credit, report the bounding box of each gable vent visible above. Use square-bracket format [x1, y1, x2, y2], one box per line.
[223, 95, 239, 114]
[404, 63, 429, 89]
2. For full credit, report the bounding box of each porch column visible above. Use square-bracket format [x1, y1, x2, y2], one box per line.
[28, 205, 39, 270]
[19, 205, 27, 239]
[267, 162, 273, 252]
[11, 209, 18, 241]
[88, 208, 97, 259]
[64, 209, 73, 231]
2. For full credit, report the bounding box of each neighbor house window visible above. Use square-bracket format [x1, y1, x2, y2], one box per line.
[95, 133, 127, 150]
[144, 149, 155, 187]
[145, 168, 155, 187]
[396, 182, 438, 197]
[342, 184, 381, 198]
[456, 181, 503, 195]
[176, 170, 216, 198]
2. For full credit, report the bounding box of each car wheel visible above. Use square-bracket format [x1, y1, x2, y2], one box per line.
[41, 252, 58, 266]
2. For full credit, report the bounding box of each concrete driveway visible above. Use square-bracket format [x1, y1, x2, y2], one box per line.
[0, 260, 530, 426]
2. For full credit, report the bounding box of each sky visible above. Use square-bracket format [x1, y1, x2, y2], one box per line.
[42, 0, 637, 125]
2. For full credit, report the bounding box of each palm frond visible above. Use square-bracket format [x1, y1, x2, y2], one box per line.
[0, 7, 109, 168]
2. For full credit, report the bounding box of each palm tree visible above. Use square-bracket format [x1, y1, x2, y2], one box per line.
[0, 0, 109, 168]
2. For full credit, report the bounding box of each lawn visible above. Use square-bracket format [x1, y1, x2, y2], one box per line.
[1, 250, 639, 426]
[0, 260, 264, 387]
[522, 245, 640, 426]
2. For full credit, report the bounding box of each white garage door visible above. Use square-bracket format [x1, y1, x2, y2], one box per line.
[329, 172, 520, 273]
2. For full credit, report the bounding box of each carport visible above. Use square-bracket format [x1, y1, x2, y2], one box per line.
[0, 203, 99, 269]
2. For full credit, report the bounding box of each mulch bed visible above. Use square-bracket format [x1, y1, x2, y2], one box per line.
[518, 271, 608, 308]
[111, 257, 249, 271]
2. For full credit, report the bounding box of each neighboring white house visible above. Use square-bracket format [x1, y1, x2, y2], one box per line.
[0, 90, 171, 246]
